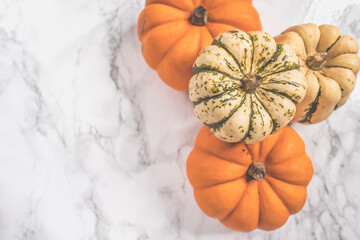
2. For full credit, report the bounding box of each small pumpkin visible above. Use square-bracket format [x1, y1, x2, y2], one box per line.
[187, 126, 314, 232]
[189, 30, 306, 143]
[137, 0, 262, 90]
[275, 23, 360, 124]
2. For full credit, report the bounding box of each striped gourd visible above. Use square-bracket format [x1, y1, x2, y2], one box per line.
[275, 23, 360, 124]
[189, 30, 306, 143]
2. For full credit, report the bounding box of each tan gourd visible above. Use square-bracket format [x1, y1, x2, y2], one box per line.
[275, 23, 360, 124]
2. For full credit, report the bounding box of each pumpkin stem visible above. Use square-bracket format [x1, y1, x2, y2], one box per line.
[189, 6, 208, 26]
[247, 162, 266, 181]
[241, 73, 263, 93]
[306, 52, 328, 71]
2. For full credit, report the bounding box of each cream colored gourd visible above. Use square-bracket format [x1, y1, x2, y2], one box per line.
[189, 30, 306, 143]
[275, 23, 360, 124]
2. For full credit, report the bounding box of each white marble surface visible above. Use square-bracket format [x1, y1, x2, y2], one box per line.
[0, 0, 360, 239]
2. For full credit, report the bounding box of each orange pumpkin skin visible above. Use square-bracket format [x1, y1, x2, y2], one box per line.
[186, 126, 314, 232]
[137, 0, 262, 90]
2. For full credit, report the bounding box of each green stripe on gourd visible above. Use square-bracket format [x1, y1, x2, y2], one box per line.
[192, 66, 242, 81]
[253, 93, 275, 133]
[212, 37, 246, 75]
[260, 87, 303, 104]
[194, 91, 245, 125]
[298, 88, 321, 123]
[298, 72, 322, 123]
[239, 96, 253, 142]
[324, 65, 353, 71]
[206, 94, 248, 130]
[192, 88, 238, 106]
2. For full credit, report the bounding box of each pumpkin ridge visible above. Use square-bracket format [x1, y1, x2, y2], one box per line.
[139, 3, 188, 38]
[265, 175, 307, 214]
[206, 93, 247, 130]
[212, 37, 246, 75]
[206, 3, 256, 26]
[266, 175, 302, 188]
[204, 24, 219, 39]
[282, 31, 307, 58]
[197, 175, 246, 190]
[192, 66, 242, 81]
[243, 143, 265, 163]
[263, 179, 290, 207]
[142, 19, 185, 37]
[141, 17, 188, 40]
[219, 182, 251, 221]
[264, 127, 306, 162]
[253, 93, 275, 133]
[287, 24, 320, 56]
[258, 180, 289, 225]
[265, 169, 309, 187]
[147, 1, 191, 12]
[325, 35, 341, 52]
[256, 181, 261, 228]
[192, 147, 251, 168]
[259, 87, 299, 105]
[265, 153, 309, 170]
[197, 26, 203, 53]
[153, 28, 193, 69]
[239, 95, 253, 142]
[192, 88, 240, 106]
[319, 68, 355, 99]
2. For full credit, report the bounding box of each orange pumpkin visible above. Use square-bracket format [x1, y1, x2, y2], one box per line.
[187, 126, 314, 232]
[137, 0, 262, 90]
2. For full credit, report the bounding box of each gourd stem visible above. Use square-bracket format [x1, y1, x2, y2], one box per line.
[241, 73, 263, 93]
[189, 6, 208, 26]
[247, 162, 266, 181]
[306, 52, 328, 71]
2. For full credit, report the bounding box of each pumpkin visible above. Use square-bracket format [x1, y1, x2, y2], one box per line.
[274, 23, 360, 124]
[189, 30, 306, 143]
[137, 0, 262, 90]
[187, 125, 314, 232]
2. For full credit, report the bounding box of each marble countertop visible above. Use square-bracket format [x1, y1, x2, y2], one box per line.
[0, 0, 360, 239]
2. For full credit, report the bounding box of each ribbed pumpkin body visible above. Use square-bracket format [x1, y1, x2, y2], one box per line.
[187, 126, 314, 232]
[275, 23, 360, 124]
[137, 0, 262, 90]
[189, 30, 306, 143]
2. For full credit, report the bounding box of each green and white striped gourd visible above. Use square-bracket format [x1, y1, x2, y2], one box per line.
[189, 29, 307, 143]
